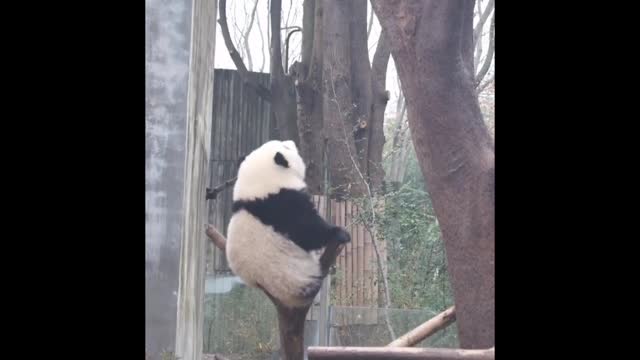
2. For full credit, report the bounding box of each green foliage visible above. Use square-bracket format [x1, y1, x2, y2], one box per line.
[159, 350, 180, 360]
[380, 145, 455, 312]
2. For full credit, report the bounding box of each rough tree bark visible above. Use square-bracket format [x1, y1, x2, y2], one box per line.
[322, 0, 365, 198]
[372, 0, 495, 349]
[270, 0, 300, 144]
[369, 30, 391, 191]
[293, 0, 325, 194]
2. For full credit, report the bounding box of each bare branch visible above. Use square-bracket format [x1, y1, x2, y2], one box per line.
[387, 306, 456, 347]
[367, 5, 374, 40]
[205, 176, 237, 200]
[243, 0, 260, 71]
[473, 0, 483, 68]
[461, 0, 475, 76]
[477, 73, 494, 94]
[205, 225, 226, 251]
[267, 0, 271, 52]
[475, 14, 494, 87]
[219, 0, 272, 101]
[256, 1, 267, 72]
[473, 0, 494, 44]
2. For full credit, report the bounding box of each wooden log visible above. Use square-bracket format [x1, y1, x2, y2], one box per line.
[387, 306, 456, 347]
[307, 346, 494, 360]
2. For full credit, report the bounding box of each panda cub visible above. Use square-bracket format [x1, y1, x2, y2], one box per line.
[226, 140, 350, 308]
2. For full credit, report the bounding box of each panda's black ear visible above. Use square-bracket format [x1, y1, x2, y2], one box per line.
[274, 152, 289, 168]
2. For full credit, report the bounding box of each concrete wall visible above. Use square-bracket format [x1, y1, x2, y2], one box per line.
[145, 0, 216, 358]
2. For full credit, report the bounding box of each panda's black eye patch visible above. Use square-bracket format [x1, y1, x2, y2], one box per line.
[274, 152, 289, 168]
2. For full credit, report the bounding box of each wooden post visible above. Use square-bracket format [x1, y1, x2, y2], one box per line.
[146, 0, 216, 358]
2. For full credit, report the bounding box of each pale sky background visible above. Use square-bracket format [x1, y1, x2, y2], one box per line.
[213, 0, 494, 117]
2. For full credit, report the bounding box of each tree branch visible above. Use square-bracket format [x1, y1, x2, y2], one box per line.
[461, 0, 475, 76]
[387, 306, 456, 347]
[477, 74, 494, 94]
[243, 0, 260, 71]
[205, 225, 227, 252]
[473, 0, 483, 69]
[256, 1, 267, 72]
[367, 5, 374, 40]
[473, 0, 494, 45]
[205, 176, 237, 200]
[219, 0, 272, 101]
[475, 14, 494, 88]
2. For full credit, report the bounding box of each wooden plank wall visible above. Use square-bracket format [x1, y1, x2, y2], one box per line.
[314, 196, 386, 307]
[207, 69, 272, 274]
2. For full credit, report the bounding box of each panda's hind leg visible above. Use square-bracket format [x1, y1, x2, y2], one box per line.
[330, 226, 351, 244]
[297, 276, 323, 303]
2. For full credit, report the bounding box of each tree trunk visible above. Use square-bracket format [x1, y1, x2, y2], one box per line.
[372, 0, 495, 349]
[369, 31, 391, 191]
[270, 0, 299, 144]
[295, 0, 325, 194]
[322, 0, 365, 199]
[349, 0, 374, 179]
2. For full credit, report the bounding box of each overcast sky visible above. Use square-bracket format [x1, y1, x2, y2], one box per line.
[213, 0, 494, 117]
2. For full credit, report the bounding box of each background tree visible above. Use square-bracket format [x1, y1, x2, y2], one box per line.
[219, 0, 391, 198]
[372, 0, 495, 349]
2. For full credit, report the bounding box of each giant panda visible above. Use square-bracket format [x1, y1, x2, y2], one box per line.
[226, 139, 351, 308]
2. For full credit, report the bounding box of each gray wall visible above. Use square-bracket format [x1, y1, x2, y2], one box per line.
[145, 0, 216, 358]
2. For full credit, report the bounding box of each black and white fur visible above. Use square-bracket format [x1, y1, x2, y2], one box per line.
[226, 140, 350, 308]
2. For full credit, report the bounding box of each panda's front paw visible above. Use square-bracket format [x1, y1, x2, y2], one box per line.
[332, 227, 351, 244]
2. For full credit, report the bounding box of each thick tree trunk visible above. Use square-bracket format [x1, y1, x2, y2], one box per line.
[349, 0, 374, 178]
[372, 0, 495, 349]
[322, 0, 365, 199]
[270, 0, 299, 144]
[369, 31, 391, 192]
[295, 0, 325, 194]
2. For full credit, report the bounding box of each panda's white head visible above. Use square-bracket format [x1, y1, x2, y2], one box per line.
[233, 140, 307, 201]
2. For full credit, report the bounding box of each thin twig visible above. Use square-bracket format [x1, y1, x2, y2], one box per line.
[218, 0, 272, 101]
[205, 177, 237, 200]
